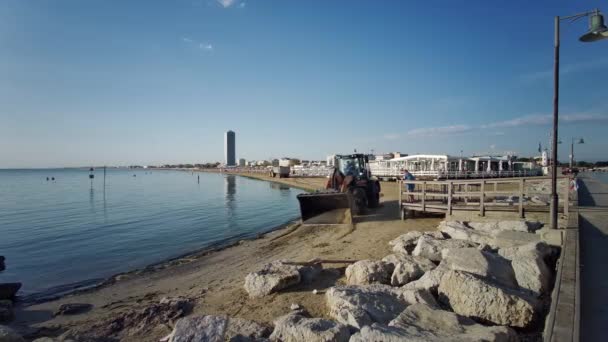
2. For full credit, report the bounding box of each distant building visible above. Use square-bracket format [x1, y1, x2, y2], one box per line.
[224, 130, 236, 166]
[238, 158, 246, 167]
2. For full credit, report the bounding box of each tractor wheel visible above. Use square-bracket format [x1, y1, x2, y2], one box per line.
[351, 188, 367, 216]
[367, 182, 380, 208]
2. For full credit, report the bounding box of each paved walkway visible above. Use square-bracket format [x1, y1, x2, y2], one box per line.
[578, 175, 608, 342]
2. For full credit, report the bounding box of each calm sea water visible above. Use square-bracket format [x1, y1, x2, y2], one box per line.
[0, 169, 304, 297]
[590, 172, 608, 184]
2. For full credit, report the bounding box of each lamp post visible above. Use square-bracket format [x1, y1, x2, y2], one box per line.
[550, 9, 608, 230]
[569, 137, 585, 168]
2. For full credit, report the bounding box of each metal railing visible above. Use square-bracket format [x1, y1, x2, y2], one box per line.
[370, 167, 543, 179]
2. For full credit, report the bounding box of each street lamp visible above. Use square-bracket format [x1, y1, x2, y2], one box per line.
[550, 8, 608, 230]
[569, 137, 585, 168]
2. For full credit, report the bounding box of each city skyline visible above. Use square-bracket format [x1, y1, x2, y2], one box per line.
[1, 0, 608, 168]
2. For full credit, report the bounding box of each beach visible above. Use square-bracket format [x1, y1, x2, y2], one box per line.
[10, 174, 441, 340]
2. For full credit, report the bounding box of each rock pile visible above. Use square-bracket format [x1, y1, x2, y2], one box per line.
[159, 219, 558, 342]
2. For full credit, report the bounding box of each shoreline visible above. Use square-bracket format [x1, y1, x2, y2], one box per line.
[21, 170, 318, 304]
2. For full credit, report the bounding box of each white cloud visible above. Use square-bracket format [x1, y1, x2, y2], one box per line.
[402, 112, 607, 138]
[481, 114, 551, 129]
[181, 37, 193, 43]
[200, 43, 213, 51]
[521, 58, 608, 82]
[217, 0, 236, 7]
[406, 125, 473, 137]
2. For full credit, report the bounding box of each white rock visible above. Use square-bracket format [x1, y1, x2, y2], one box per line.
[382, 254, 436, 286]
[244, 261, 301, 298]
[397, 288, 439, 308]
[345, 260, 393, 285]
[499, 242, 554, 296]
[468, 220, 542, 233]
[167, 316, 270, 342]
[423, 231, 446, 239]
[269, 313, 350, 342]
[412, 235, 476, 262]
[389, 231, 423, 255]
[492, 230, 541, 249]
[438, 270, 538, 328]
[439, 221, 494, 246]
[290, 303, 301, 311]
[168, 315, 227, 342]
[350, 304, 518, 342]
[390, 261, 424, 286]
[442, 248, 518, 288]
[325, 285, 407, 329]
[402, 263, 449, 293]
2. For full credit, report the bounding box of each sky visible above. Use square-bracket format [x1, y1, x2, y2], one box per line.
[1, 0, 608, 168]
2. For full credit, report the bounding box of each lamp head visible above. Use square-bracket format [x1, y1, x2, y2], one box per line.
[579, 12, 608, 42]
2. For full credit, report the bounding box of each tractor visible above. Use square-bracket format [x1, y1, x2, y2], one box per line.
[297, 154, 381, 224]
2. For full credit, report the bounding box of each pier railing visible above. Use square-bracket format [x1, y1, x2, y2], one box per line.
[371, 167, 543, 180]
[398, 177, 571, 219]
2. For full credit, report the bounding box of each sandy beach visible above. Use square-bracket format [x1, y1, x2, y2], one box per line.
[10, 174, 441, 341]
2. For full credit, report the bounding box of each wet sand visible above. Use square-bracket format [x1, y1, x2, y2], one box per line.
[11, 174, 442, 341]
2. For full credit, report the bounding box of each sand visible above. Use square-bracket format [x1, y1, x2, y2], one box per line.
[10, 174, 442, 341]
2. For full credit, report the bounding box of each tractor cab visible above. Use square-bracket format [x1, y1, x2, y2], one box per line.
[336, 154, 369, 179]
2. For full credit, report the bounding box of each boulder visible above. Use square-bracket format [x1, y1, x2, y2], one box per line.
[402, 264, 449, 293]
[441, 248, 518, 288]
[345, 260, 393, 285]
[424, 231, 446, 239]
[396, 288, 439, 308]
[389, 231, 423, 254]
[439, 222, 494, 246]
[350, 303, 517, 342]
[382, 254, 436, 286]
[269, 313, 349, 342]
[325, 285, 407, 329]
[468, 220, 541, 233]
[166, 315, 270, 342]
[438, 270, 538, 328]
[0, 325, 25, 342]
[0, 283, 21, 300]
[0, 300, 14, 323]
[244, 261, 301, 298]
[412, 235, 476, 262]
[497, 241, 554, 261]
[499, 242, 554, 296]
[167, 315, 227, 342]
[492, 230, 540, 249]
[390, 261, 424, 286]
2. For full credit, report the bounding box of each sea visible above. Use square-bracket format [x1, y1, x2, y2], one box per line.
[0, 169, 304, 299]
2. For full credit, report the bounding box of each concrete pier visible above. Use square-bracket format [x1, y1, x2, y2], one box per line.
[579, 175, 608, 341]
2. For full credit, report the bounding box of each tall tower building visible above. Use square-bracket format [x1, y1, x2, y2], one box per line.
[224, 130, 236, 166]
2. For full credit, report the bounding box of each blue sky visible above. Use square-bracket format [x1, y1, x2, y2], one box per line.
[1, 0, 607, 168]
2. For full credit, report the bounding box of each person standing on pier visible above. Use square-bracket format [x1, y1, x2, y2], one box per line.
[403, 169, 416, 202]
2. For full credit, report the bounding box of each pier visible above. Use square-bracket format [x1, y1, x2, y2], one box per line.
[399, 176, 571, 220]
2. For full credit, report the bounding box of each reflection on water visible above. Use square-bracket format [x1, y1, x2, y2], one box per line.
[225, 175, 237, 219]
[270, 182, 291, 191]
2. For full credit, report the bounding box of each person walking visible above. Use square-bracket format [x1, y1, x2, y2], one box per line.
[403, 169, 416, 202]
